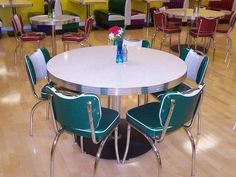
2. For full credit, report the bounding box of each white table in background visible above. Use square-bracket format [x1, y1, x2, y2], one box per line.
[30, 15, 78, 56]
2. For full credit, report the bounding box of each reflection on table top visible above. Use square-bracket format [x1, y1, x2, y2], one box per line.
[69, 0, 107, 5]
[30, 15, 77, 26]
[165, 8, 225, 19]
[47, 46, 187, 96]
[0, 0, 32, 8]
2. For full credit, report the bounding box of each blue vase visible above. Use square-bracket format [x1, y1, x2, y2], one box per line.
[116, 39, 123, 63]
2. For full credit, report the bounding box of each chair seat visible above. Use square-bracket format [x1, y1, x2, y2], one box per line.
[127, 102, 170, 139]
[189, 29, 214, 37]
[20, 32, 45, 41]
[216, 25, 230, 33]
[41, 82, 54, 99]
[63, 107, 120, 142]
[163, 26, 181, 33]
[62, 32, 86, 42]
[152, 83, 191, 101]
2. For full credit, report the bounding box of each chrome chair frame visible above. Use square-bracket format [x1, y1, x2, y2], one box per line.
[151, 11, 181, 54]
[25, 49, 51, 136]
[188, 17, 218, 61]
[123, 86, 204, 177]
[48, 90, 120, 177]
[63, 17, 93, 51]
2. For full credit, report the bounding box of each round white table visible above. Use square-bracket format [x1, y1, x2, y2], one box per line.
[47, 45, 187, 97]
[47, 45, 187, 159]
[30, 15, 77, 56]
[165, 8, 225, 20]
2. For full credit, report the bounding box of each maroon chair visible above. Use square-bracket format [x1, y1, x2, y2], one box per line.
[216, 11, 236, 66]
[208, 0, 235, 24]
[189, 17, 218, 61]
[11, 14, 46, 64]
[62, 17, 93, 51]
[151, 11, 181, 53]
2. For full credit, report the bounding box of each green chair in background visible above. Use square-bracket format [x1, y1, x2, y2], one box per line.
[25, 48, 52, 136]
[152, 48, 209, 135]
[47, 87, 120, 177]
[122, 84, 205, 177]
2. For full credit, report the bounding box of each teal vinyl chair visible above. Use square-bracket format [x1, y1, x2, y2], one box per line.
[152, 48, 209, 134]
[114, 38, 151, 48]
[122, 84, 205, 177]
[25, 48, 52, 136]
[47, 87, 120, 177]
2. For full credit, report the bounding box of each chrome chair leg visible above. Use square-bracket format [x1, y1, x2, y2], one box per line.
[50, 129, 64, 177]
[114, 127, 120, 164]
[145, 135, 162, 177]
[197, 111, 201, 136]
[46, 101, 50, 120]
[233, 122, 236, 131]
[63, 42, 66, 51]
[94, 136, 109, 177]
[122, 124, 131, 164]
[80, 136, 84, 153]
[29, 100, 46, 136]
[151, 32, 157, 48]
[184, 127, 196, 177]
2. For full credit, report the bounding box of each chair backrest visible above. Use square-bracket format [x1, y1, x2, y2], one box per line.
[11, 14, 24, 36]
[109, 0, 126, 16]
[84, 17, 93, 37]
[163, 0, 186, 9]
[179, 48, 209, 85]
[159, 84, 204, 131]
[208, 0, 234, 11]
[114, 39, 151, 48]
[196, 17, 218, 35]
[25, 48, 50, 86]
[47, 87, 102, 136]
[229, 11, 236, 31]
[153, 11, 167, 31]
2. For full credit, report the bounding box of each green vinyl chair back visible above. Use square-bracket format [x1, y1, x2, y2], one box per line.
[25, 48, 50, 85]
[47, 87, 102, 138]
[179, 48, 209, 85]
[109, 0, 126, 16]
[159, 85, 204, 132]
[114, 39, 151, 48]
[25, 48, 51, 98]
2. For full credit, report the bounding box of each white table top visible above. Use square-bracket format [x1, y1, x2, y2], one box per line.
[165, 8, 225, 19]
[69, 0, 107, 5]
[0, 0, 32, 8]
[30, 15, 77, 26]
[47, 46, 187, 96]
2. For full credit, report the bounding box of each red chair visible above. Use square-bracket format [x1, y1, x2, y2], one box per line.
[216, 11, 236, 66]
[151, 11, 181, 53]
[11, 14, 46, 64]
[62, 17, 93, 51]
[188, 17, 218, 61]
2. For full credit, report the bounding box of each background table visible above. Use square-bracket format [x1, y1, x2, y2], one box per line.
[0, 0, 32, 14]
[47, 45, 187, 159]
[165, 8, 225, 52]
[30, 15, 77, 56]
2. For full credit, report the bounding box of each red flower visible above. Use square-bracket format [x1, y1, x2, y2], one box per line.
[108, 26, 121, 35]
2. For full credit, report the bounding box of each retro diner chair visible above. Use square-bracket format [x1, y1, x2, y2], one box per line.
[152, 48, 209, 135]
[216, 11, 236, 67]
[12, 14, 46, 64]
[122, 84, 205, 177]
[25, 48, 52, 136]
[151, 11, 182, 54]
[47, 86, 120, 177]
[188, 16, 218, 61]
[62, 17, 93, 51]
